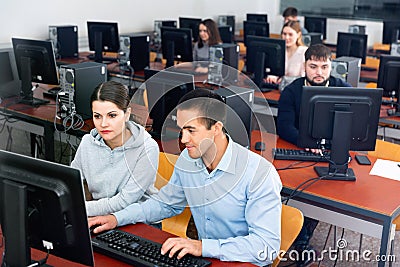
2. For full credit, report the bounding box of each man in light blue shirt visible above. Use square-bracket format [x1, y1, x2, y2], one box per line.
[89, 88, 282, 266]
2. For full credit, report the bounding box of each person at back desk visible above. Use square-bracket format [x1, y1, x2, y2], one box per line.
[89, 88, 282, 266]
[264, 20, 307, 88]
[277, 44, 351, 267]
[193, 19, 222, 73]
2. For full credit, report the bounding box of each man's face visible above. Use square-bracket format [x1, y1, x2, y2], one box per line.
[176, 109, 216, 160]
[305, 57, 332, 86]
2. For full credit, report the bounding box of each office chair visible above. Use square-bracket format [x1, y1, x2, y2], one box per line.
[272, 204, 304, 267]
[368, 139, 400, 263]
[155, 152, 192, 238]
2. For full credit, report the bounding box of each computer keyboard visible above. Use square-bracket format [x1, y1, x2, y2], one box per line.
[87, 54, 118, 62]
[91, 229, 211, 267]
[273, 148, 331, 162]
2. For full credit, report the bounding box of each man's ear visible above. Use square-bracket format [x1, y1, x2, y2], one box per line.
[214, 121, 224, 135]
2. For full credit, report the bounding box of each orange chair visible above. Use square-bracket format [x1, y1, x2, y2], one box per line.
[156, 152, 192, 238]
[272, 205, 304, 267]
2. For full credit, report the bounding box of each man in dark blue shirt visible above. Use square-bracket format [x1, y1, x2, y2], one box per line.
[277, 44, 351, 267]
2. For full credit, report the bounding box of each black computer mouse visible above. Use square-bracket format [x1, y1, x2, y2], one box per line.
[255, 141, 266, 151]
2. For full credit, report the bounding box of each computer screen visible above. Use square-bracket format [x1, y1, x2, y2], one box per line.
[179, 17, 201, 42]
[218, 25, 233, 43]
[243, 20, 270, 46]
[0, 150, 94, 266]
[0, 48, 21, 99]
[377, 54, 400, 111]
[298, 86, 382, 181]
[382, 20, 400, 44]
[87, 21, 120, 63]
[144, 69, 194, 139]
[246, 13, 268, 23]
[336, 32, 368, 64]
[245, 35, 285, 87]
[161, 26, 193, 68]
[12, 38, 58, 106]
[304, 16, 327, 40]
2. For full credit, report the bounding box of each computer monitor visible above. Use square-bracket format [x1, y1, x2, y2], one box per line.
[243, 21, 270, 46]
[298, 86, 382, 181]
[0, 150, 94, 266]
[218, 25, 233, 43]
[304, 16, 327, 40]
[336, 32, 368, 64]
[377, 54, 400, 112]
[144, 69, 194, 139]
[382, 20, 400, 44]
[87, 21, 120, 63]
[161, 26, 193, 68]
[0, 48, 21, 99]
[179, 17, 201, 42]
[246, 13, 268, 23]
[12, 38, 58, 106]
[245, 35, 285, 87]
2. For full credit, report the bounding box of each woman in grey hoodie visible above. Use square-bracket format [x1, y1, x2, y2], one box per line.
[71, 81, 159, 217]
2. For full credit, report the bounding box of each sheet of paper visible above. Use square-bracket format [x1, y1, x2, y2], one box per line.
[369, 159, 400, 181]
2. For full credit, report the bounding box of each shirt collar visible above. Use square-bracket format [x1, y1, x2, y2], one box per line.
[304, 78, 330, 87]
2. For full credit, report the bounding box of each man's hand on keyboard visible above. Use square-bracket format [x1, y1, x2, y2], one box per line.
[161, 237, 202, 259]
[88, 214, 118, 234]
[305, 148, 323, 155]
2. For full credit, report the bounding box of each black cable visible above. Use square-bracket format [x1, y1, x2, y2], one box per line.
[276, 160, 318, 171]
[332, 228, 345, 267]
[317, 224, 334, 267]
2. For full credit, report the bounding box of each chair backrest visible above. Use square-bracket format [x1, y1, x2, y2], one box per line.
[156, 152, 192, 238]
[272, 204, 304, 267]
[368, 139, 400, 161]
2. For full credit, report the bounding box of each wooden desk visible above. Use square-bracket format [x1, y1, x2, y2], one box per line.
[0, 223, 255, 266]
[251, 131, 400, 266]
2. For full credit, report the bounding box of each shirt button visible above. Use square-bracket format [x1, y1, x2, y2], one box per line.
[206, 217, 210, 221]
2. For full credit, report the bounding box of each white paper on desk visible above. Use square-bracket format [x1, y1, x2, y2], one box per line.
[369, 159, 400, 181]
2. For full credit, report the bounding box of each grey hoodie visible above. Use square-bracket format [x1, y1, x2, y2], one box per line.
[71, 121, 159, 217]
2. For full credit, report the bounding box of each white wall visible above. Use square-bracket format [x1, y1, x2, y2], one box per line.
[0, 0, 384, 49]
[0, 0, 281, 49]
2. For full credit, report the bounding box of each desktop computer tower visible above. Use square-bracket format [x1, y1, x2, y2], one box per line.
[331, 56, 361, 87]
[391, 42, 400, 56]
[48, 25, 78, 58]
[58, 62, 107, 119]
[119, 34, 150, 72]
[214, 86, 254, 148]
[209, 43, 240, 84]
[154, 20, 177, 44]
[303, 33, 323, 47]
[218, 15, 235, 36]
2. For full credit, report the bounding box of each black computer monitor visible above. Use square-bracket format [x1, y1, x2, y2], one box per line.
[382, 20, 400, 44]
[161, 26, 193, 68]
[144, 69, 194, 139]
[304, 16, 327, 40]
[245, 35, 285, 87]
[0, 150, 94, 266]
[298, 86, 382, 181]
[12, 38, 58, 106]
[246, 13, 268, 23]
[218, 25, 233, 43]
[377, 54, 400, 112]
[87, 21, 120, 63]
[0, 48, 21, 99]
[336, 32, 368, 64]
[179, 17, 201, 42]
[243, 21, 270, 46]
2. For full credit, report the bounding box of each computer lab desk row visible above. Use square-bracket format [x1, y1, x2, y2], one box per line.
[0, 223, 255, 267]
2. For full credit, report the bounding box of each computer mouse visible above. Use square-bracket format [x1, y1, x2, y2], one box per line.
[255, 141, 266, 151]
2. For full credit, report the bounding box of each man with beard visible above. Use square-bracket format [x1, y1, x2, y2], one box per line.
[276, 44, 351, 267]
[277, 43, 351, 146]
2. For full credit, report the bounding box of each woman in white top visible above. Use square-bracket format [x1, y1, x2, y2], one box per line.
[265, 20, 307, 84]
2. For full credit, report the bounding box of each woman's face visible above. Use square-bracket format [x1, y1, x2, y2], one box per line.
[92, 100, 129, 149]
[199, 23, 210, 42]
[281, 26, 300, 48]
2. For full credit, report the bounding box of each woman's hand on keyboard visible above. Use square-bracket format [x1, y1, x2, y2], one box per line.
[161, 237, 202, 259]
[88, 214, 118, 234]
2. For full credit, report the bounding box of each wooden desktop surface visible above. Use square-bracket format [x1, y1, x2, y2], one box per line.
[0, 223, 255, 267]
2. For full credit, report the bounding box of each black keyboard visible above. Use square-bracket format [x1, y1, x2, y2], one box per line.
[273, 148, 331, 162]
[91, 229, 211, 267]
[87, 54, 118, 62]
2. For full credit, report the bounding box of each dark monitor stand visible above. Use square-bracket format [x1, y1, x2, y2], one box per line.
[19, 57, 49, 106]
[298, 86, 383, 181]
